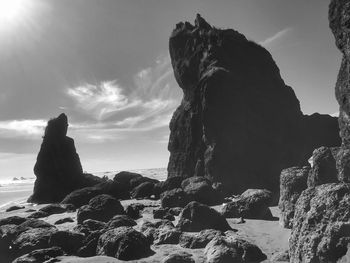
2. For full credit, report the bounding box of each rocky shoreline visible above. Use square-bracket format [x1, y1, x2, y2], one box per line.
[1, 1, 350, 262]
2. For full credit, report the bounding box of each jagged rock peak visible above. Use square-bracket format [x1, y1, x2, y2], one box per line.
[167, 14, 340, 197]
[44, 113, 68, 140]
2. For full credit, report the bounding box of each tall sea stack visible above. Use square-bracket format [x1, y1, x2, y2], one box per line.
[167, 14, 340, 195]
[28, 113, 100, 203]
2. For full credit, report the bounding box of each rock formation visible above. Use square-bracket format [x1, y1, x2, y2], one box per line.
[283, 2, 350, 261]
[28, 113, 101, 203]
[167, 14, 340, 195]
[289, 183, 350, 262]
[278, 166, 309, 229]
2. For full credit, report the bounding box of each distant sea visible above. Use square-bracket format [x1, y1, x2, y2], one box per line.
[0, 168, 167, 211]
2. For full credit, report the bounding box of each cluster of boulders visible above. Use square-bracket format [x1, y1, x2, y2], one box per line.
[1, 192, 268, 262]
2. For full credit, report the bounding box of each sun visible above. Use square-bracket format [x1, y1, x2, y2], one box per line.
[0, 0, 26, 24]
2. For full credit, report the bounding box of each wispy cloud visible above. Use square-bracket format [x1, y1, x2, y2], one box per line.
[259, 27, 293, 47]
[66, 80, 136, 120]
[0, 119, 46, 139]
[65, 54, 180, 142]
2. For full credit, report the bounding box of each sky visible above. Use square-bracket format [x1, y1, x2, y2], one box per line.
[0, 0, 342, 180]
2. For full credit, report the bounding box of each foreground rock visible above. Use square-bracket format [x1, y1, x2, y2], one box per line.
[222, 189, 273, 220]
[12, 247, 64, 263]
[28, 113, 102, 203]
[307, 146, 338, 187]
[162, 252, 195, 263]
[204, 236, 267, 263]
[61, 179, 137, 208]
[278, 167, 309, 228]
[289, 183, 350, 262]
[167, 14, 340, 196]
[181, 177, 220, 205]
[179, 229, 223, 249]
[161, 188, 189, 208]
[96, 226, 152, 260]
[77, 194, 124, 224]
[177, 201, 231, 232]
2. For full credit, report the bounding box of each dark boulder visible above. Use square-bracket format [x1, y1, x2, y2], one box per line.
[60, 186, 101, 208]
[113, 171, 142, 190]
[12, 227, 58, 257]
[48, 230, 84, 254]
[54, 217, 74, 225]
[28, 113, 102, 203]
[140, 220, 175, 243]
[204, 236, 267, 263]
[153, 208, 168, 219]
[61, 180, 129, 208]
[28, 211, 48, 219]
[0, 216, 26, 226]
[222, 189, 273, 219]
[162, 252, 195, 263]
[179, 229, 223, 249]
[17, 219, 56, 231]
[181, 176, 220, 205]
[177, 201, 231, 232]
[154, 227, 182, 245]
[308, 147, 338, 187]
[96, 226, 152, 260]
[131, 182, 154, 199]
[39, 204, 67, 215]
[130, 176, 159, 189]
[77, 194, 124, 224]
[154, 176, 183, 197]
[106, 215, 136, 229]
[12, 247, 64, 263]
[279, 166, 309, 229]
[289, 183, 350, 263]
[161, 188, 189, 208]
[80, 219, 106, 232]
[125, 203, 144, 219]
[167, 14, 340, 196]
[6, 206, 25, 212]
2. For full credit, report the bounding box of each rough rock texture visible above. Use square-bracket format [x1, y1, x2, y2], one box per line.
[106, 215, 136, 229]
[222, 189, 273, 220]
[177, 201, 231, 232]
[131, 182, 155, 199]
[28, 113, 102, 203]
[330, 0, 350, 149]
[12, 247, 64, 263]
[77, 194, 125, 224]
[167, 14, 340, 195]
[289, 183, 350, 263]
[308, 147, 339, 187]
[204, 235, 267, 263]
[61, 180, 130, 208]
[48, 230, 84, 254]
[12, 227, 58, 257]
[181, 176, 220, 205]
[279, 166, 309, 229]
[96, 226, 152, 260]
[161, 188, 189, 208]
[179, 229, 223, 249]
[162, 252, 195, 263]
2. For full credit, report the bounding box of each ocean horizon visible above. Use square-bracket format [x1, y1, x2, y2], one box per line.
[0, 167, 167, 210]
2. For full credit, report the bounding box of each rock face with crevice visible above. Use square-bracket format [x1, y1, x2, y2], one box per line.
[167, 14, 340, 195]
[28, 113, 101, 203]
